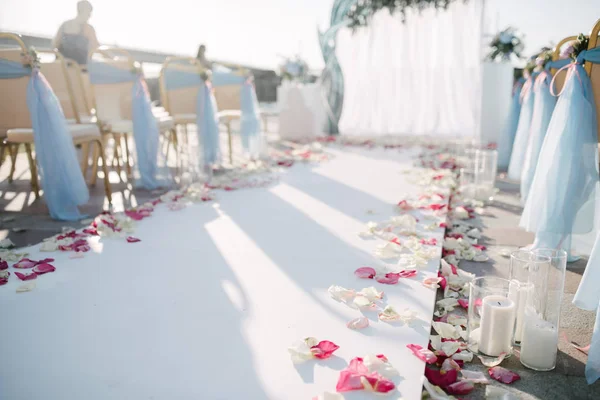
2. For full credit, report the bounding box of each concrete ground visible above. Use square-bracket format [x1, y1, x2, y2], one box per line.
[1, 142, 599, 399]
[454, 175, 600, 399]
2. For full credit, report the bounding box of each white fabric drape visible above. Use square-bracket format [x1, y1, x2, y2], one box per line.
[336, 0, 484, 138]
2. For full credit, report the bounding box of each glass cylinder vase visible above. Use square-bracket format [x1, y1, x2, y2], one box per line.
[519, 248, 567, 371]
[474, 149, 498, 202]
[508, 250, 551, 345]
[467, 277, 516, 357]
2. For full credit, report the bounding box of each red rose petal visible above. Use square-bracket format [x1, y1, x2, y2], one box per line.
[354, 267, 376, 279]
[126, 236, 141, 243]
[390, 237, 402, 246]
[420, 238, 438, 246]
[0, 260, 8, 270]
[311, 340, 339, 359]
[32, 263, 56, 275]
[488, 366, 520, 384]
[424, 366, 458, 387]
[440, 222, 448, 228]
[15, 271, 37, 281]
[407, 344, 438, 364]
[445, 380, 475, 395]
[0, 271, 9, 285]
[397, 270, 417, 278]
[83, 228, 99, 236]
[458, 298, 469, 309]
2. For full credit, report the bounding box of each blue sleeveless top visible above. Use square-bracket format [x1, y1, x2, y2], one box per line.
[58, 24, 89, 65]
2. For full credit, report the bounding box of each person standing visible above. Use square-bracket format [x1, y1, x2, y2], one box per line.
[196, 44, 212, 70]
[52, 1, 99, 65]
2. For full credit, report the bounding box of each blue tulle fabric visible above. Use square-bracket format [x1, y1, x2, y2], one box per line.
[520, 58, 598, 236]
[211, 64, 263, 157]
[507, 72, 538, 180]
[88, 61, 162, 189]
[0, 59, 89, 220]
[197, 82, 221, 164]
[497, 78, 525, 169]
[240, 82, 262, 158]
[163, 68, 221, 165]
[519, 71, 556, 202]
[570, 47, 600, 384]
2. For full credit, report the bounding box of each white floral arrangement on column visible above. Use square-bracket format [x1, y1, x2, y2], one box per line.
[486, 27, 525, 62]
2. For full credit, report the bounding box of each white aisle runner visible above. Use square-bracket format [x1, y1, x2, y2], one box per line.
[0, 147, 447, 400]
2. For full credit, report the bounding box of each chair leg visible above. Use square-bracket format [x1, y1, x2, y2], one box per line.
[95, 139, 112, 205]
[112, 134, 124, 178]
[90, 137, 103, 186]
[227, 122, 233, 165]
[123, 135, 132, 177]
[80, 142, 90, 179]
[24, 143, 40, 199]
[8, 144, 19, 183]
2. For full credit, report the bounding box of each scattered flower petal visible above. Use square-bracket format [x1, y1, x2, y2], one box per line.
[461, 369, 490, 384]
[328, 285, 356, 302]
[336, 357, 396, 394]
[0, 260, 8, 270]
[432, 321, 461, 339]
[445, 380, 475, 395]
[16, 281, 36, 293]
[14, 271, 37, 281]
[477, 352, 507, 367]
[347, 317, 369, 330]
[425, 366, 458, 387]
[354, 267, 376, 279]
[423, 276, 442, 289]
[358, 287, 384, 301]
[32, 263, 55, 275]
[311, 340, 339, 359]
[0, 270, 9, 285]
[363, 354, 399, 378]
[407, 344, 438, 364]
[485, 386, 519, 399]
[379, 305, 416, 323]
[126, 236, 141, 243]
[488, 366, 521, 384]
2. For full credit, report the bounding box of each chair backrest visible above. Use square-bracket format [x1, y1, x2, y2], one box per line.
[213, 84, 242, 111]
[159, 57, 204, 116]
[89, 48, 135, 122]
[0, 34, 32, 135]
[551, 36, 577, 95]
[64, 59, 93, 117]
[38, 50, 80, 122]
[586, 19, 600, 140]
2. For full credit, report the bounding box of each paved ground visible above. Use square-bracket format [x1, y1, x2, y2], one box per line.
[1, 143, 599, 399]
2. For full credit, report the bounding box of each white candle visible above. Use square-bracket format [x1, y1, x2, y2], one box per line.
[520, 308, 559, 370]
[478, 295, 516, 356]
[509, 282, 533, 343]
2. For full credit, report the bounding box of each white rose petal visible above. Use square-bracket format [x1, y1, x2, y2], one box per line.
[452, 350, 474, 362]
[447, 314, 467, 326]
[430, 335, 442, 351]
[461, 369, 490, 384]
[288, 338, 317, 364]
[353, 295, 376, 310]
[432, 321, 461, 339]
[347, 317, 369, 330]
[363, 354, 399, 378]
[359, 287, 384, 301]
[374, 242, 401, 259]
[378, 305, 417, 323]
[328, 285, 356, 302]
[441, 341, 460, 356]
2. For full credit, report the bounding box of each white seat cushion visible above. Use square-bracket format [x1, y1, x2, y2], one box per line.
[66, 115, 96, 124]
[217, 110, 242, 124]
[173, 114, 197, 124]
[107, 115, 174, 134]
[7, 124, 101, 143]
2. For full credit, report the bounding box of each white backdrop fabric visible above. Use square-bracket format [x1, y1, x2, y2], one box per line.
[336, 1, 484, 138]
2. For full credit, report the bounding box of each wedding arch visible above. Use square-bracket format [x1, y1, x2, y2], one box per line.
[319, 0, 485, 138]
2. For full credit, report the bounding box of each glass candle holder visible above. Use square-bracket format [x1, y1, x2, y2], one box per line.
[508, 250, 551, 345]
[474, 149, 498, 202]
[519, 248, 567, 371]
[467, 277, 516, 357]
[459, 167, 476, 198]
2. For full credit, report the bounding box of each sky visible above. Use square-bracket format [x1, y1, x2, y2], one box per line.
[0, 0, 598, 70]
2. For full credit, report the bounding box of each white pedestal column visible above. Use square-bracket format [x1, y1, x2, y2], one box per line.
[480, 62, 514, 146]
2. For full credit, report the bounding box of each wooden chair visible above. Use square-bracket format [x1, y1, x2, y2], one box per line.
[586, 19, 600, 141]
[159, 57, 206, 153]
[89, 47, 177, 178]
[551, 36, 578, 95]
[0, 32, 112, 204]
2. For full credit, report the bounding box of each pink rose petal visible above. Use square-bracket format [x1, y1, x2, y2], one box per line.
[13, 258, 38, 269]
[424, 366, 458, 387]
[420, 238, 438, 246]
[311, 340, 339, 359]
[407, 344, 438, 364]
[488, 366, 520, 384]
[32, 263, 56, 275]
[445, 380, 475, 395]
[354, 267, 376, 279]
[397, 200, 413, 210]
[397, 270, 417, 278]
[336, 357, 395, 394]
[457, 298, 469, 309]
[83, 228, 99, 236]
[0, 271, 9, 285]
[14, 271, 37, 281]
[126, 236, 141, 243]
[376, 273, 400, 285]
[347, 317, 369, 330]
[0, 260, 8, 270]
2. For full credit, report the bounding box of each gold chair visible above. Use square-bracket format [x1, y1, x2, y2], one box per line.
[89, 47, 176, 178]
[0, 32, 112, 204]
[551, 36, 578, 95]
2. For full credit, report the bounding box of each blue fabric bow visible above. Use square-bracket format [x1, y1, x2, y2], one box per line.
[0, 58, 89, 220]
[88, 61, 162, 189]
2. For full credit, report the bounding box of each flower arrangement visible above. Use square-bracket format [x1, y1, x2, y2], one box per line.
[560, 33, 589, 62]
[486, 27, 524, 62]
[346, 0, 462, 29]
[279, 56, 308, 82]
[21, 47, 40, 68]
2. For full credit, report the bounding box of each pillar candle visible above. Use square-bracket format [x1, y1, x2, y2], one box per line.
[520, 308, 559, 370]
[478, 295, 516, 356]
